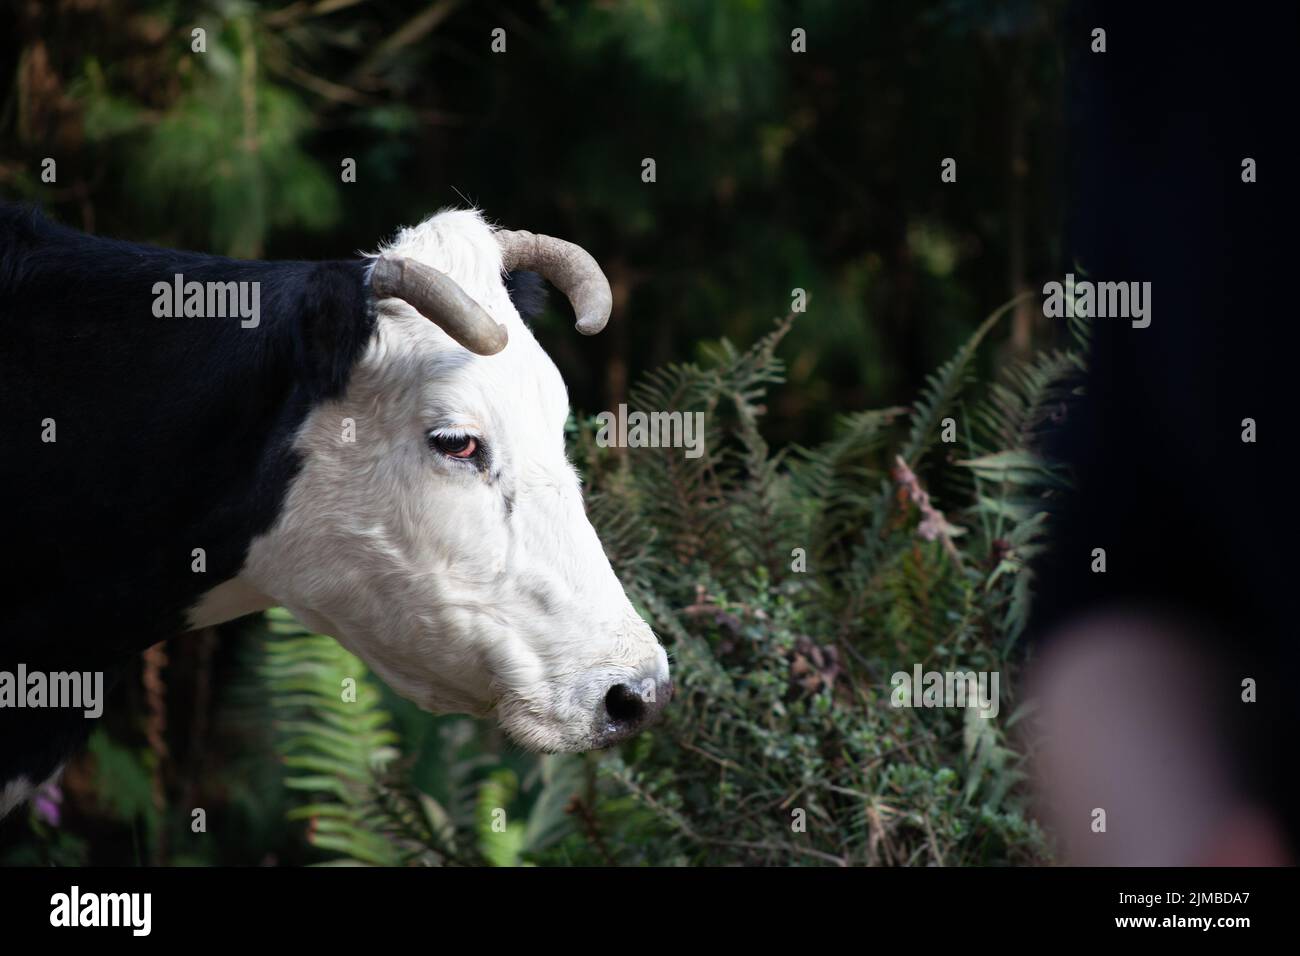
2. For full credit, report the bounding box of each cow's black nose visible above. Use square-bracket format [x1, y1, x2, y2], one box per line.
[595, 678, 673, 747]
[604, 683, 646, 723]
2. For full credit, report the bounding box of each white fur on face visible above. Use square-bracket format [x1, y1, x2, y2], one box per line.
[236, 210, 669, 752]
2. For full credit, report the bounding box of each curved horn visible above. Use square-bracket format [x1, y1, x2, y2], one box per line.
[495, 230, 613, 335]
[370, 256, 508, 355]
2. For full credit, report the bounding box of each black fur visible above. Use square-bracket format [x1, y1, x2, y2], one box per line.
[0, 205, 378, 790]
[504, 270, 547, 324]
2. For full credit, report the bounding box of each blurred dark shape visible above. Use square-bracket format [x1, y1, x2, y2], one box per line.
[1029, 1, 1298, 864]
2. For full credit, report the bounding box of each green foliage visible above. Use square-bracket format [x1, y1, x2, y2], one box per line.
[77, 15, 337, 256]
[558, 303, 1079, 865]
[257, 609, 597, 866]
[83, 729, 160, 842]
[259, 608, 406, 865]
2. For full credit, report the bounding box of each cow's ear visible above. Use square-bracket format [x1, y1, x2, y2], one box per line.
[505, 270, 547, 324]
[294, 262, 378, 401]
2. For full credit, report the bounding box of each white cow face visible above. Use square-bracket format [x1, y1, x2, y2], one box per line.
[240, 210, 671, 752]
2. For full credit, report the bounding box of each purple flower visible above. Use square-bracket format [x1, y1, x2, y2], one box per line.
[34, 782, 62, 827]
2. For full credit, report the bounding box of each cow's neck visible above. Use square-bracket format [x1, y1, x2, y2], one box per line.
[1, 207, 376, 660]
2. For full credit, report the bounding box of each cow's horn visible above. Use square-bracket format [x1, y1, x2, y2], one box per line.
[370, 256, 508, 355]
[495, 230, 613, 335]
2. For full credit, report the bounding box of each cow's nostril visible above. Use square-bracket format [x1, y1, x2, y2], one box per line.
[593, 676, 672, 749]
[604, 683, 646, 726]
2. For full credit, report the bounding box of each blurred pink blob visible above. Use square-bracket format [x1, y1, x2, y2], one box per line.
[33, 780, 62, 827]
[1028, 609, 1290, 866]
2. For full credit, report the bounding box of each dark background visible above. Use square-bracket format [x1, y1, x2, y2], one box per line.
[1, 0, 1066, 446]
[1033, 0, 1299, 854]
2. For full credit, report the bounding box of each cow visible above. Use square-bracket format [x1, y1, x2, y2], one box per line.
[0, 204, 672, 817]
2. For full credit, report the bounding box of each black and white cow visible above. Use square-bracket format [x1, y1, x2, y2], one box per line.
[0, 204, 671, 816]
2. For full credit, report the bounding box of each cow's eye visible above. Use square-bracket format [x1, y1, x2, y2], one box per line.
[429, 432, 479, 460]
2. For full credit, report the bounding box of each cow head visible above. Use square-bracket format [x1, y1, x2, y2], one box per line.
[235, 210, 671, 752]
